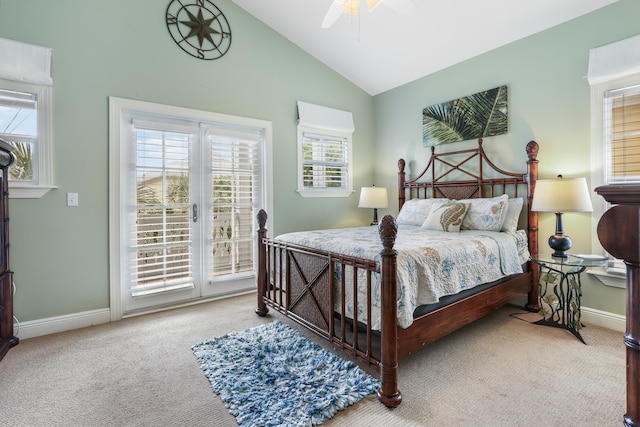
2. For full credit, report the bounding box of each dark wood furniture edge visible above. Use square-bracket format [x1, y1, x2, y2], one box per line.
[397, 273, 531, 358]
[255, 209, 269, 317]
[594, 184, 640, 427]
[377, 214, 402, 407]
[0, 142, 17, 362]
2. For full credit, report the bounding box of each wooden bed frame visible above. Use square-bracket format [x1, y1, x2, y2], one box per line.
[255, 139, 540, 407]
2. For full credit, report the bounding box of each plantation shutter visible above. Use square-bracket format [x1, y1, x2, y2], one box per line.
[131, 118, 198, 296]
[301, 132, 349, 189]
[604, 86, 640, 184]
[204, 125, 263, 279]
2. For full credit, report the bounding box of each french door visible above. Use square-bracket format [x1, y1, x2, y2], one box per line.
[109, 98, 271, 317]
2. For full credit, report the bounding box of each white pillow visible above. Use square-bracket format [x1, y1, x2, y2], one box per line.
[421, 200, 469, 232]
[397, 198, 448, 226]
[460, 194, 508, 232]
[500, 197, 524, 233]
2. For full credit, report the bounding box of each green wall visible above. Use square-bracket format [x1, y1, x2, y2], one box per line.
[0, 0, 375, 322]
[373, 0, 638, 316]
[1, 0, 636, 323]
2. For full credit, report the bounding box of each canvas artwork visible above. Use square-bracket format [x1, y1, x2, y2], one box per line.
[422, 85, 508, 147]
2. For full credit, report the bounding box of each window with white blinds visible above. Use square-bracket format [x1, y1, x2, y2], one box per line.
[0, 38, 54, 198]
[301, 131, 349, 190]
[206, 126, 262, 279]
[604, 85, 640, 184]
[296, 101, 354, 198]
[132, 126, 194, 297]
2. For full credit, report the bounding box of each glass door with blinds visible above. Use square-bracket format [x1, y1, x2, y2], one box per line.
[121, 115, 264, 313]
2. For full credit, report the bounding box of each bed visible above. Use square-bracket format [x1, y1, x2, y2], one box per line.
[255, 138, 540, 407]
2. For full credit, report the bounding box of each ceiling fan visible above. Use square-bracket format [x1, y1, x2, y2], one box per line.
[321, 0, 415, 29]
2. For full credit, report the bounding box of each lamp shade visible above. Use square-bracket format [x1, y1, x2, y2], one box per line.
[358, 186, 388, 209]
[531, 177, 593, 213]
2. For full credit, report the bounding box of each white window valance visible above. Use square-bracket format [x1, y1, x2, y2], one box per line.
[297, 101, 354, 133]
[0, 37, 53, 86]
[588, 34, 640, 86]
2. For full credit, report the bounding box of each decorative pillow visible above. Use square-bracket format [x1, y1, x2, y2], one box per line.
[500, 197, 524, 233]
[421, 200, 469, 232]
[460, 194, 509, 232]
[396, 198, 448, 226]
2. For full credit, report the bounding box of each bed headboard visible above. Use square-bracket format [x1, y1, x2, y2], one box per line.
[397, 138, 539, 260]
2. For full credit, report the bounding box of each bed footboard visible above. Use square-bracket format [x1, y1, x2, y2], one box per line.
[255, 210, 402, 408]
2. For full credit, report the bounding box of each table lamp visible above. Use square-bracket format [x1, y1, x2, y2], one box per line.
[531, 175, 593, 258]
[358, 186, 388, 225]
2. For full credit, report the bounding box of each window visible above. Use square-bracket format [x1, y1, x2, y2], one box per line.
[296, 101, 354, 198]
[588, 34, 640, 286]
[109, 97, 273, 317]
[603, 85, 640, 184]
[0, 38, 55, 198]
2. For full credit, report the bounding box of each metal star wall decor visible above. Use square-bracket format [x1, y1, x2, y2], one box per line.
[166, 0, 232, 60]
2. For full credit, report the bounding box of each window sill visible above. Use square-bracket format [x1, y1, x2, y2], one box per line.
[10, 184, 57, 199]
[297, 188, 353, 198]
[588, 267, 626, 289]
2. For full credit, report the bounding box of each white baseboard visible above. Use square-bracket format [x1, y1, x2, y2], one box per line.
[511, 295, 626, 333]
[14, 308, 111, 340]
[13, 303, 627, 341]
[581, 306, 626, 333]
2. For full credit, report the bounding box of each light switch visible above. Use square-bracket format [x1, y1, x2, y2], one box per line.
[67, 192, 79, 207]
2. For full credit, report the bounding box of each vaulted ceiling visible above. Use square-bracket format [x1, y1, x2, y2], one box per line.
[232, 0, 618, 95]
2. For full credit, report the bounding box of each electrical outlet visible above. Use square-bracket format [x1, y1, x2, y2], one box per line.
[67, 192, 79, 207]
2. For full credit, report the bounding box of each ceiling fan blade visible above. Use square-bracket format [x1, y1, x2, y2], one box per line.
[322, 1, 347, 28]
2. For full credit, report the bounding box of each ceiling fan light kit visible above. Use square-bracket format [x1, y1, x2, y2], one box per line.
[322, 0, 382, 28]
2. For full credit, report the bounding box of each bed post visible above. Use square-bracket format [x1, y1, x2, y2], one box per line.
[255, 209, 269, 317]
[398, 159, 406, 211]
[377, 214, 402, 408]
[525, 141, 540, 312]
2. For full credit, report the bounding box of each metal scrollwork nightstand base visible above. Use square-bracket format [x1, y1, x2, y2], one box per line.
[530, 255, 606, 344]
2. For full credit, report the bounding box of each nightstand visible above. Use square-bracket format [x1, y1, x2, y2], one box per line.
[530, 255, 607, 344]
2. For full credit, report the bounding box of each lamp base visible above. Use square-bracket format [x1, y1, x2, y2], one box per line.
[549, 234, 572, 258]
[371, 208, 379, 226]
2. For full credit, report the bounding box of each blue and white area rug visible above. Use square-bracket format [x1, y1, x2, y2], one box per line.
[192, 320, 380, 426]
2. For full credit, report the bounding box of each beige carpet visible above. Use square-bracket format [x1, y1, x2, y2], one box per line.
[0, 293, 625, 426]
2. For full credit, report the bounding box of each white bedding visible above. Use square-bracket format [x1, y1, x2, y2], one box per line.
[274, 224, 529, 330]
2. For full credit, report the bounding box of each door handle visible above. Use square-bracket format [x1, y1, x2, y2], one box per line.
[192, 203, 198, 223]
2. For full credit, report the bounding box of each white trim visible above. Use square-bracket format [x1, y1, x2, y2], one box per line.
[297, 101, 354, 132]
[9, 184, 57, 198]
[588, 268, 627, 288]
[13, 291, 255, 339]
[0, 37, 52, 86]
[296, 124, 354, 197]
[2, 79, 56, 198]
[14, 308, 111, 340]
[581, 305, 626, 333]
[109, 96, 273, 321]
[13, 299, 624, 340]
[588, 34, 640, 85]
[297, 188, 354, 198]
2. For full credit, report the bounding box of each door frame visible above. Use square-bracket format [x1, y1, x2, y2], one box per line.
[108, 97, 273, 321]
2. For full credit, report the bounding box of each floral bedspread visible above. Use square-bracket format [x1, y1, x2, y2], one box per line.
[274, 225, 529, 330]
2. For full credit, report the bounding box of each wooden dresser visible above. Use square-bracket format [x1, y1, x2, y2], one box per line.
[0, 138, 17, 361]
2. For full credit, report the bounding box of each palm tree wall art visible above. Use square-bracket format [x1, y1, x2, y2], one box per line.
[422, 85, 508, 147]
